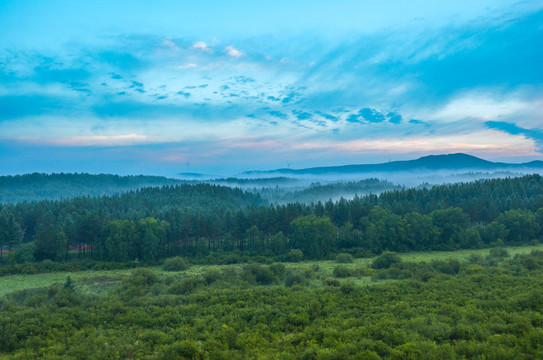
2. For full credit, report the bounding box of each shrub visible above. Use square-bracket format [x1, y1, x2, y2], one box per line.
[168, 278, 196, 295]
[127, 268, 158, 287]
[431, 259, 461, 275]
[20, 264, 37, 275]
[468, 254, 485, 265]
[288, 249, 303, 262]
[161, 340, 205, 360]
[203, 269, 221, 284]
[333, 265, 354, 278]
[323, 278, 340, 287]
[302, 267, 317, 279]
[162, 257, 190, 271]
[488, 248, 510, 259]
[269, 263, 287, 278]
[12, 242, 35, 264]
[371, 252, 402, 269]
[284, 271, 306, 287]
[243, 264, 276, 285]
[335, 253, 354, 263]
[340, 281, 355, 294]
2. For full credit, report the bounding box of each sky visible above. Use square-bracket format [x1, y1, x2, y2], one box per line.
[1, 0, 542, 176]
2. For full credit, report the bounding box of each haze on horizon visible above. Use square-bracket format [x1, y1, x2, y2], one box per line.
[1, 0, 542, 176]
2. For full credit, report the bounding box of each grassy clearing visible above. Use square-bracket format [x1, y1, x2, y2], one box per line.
[1, 243, 542, 298]
[0, 269, 133, 297]
[397, 242, 543, 263]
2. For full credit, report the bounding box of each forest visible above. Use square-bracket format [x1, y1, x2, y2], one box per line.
[1, 174, 543, 269]
[1, 173, 543, 358]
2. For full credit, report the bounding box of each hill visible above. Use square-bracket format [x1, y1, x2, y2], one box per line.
[243, 153, 543, 175]
[0, 173, 184, 203]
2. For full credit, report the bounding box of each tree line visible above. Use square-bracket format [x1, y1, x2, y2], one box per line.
[1, 175, 543, 264]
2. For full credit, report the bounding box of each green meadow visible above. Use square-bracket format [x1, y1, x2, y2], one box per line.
[3, 243, 542, 299]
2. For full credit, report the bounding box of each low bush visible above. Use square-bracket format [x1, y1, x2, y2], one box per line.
[335, 253, 354, 263]
[333, 265, 354, 278]
[162, 257, 190, 271]
[371, 252, 402, 269]
[284, 271, 306, 287]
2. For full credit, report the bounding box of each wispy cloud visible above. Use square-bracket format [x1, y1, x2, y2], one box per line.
[485, 121, 543, 150]
[18, 134, 150, 146]
[224, 45, 243, 58]
[193, 41, 212, 53]
[176, 63, 198, 69]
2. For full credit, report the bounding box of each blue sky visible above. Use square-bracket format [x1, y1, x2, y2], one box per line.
[1, 0, 542, 175]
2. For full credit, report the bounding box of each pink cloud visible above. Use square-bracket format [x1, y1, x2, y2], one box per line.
[18, 134, 150, 146]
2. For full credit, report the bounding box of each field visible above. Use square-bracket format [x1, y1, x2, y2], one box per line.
[2, 244, 543, 358]
[2, 243, 542, 298]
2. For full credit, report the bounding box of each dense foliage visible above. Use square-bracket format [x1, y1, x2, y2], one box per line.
[1, 175, 543, 267]
[1, 250, 543, 359]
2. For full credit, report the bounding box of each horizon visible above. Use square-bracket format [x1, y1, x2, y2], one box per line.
[1, 152, 542, 178]
[1, 1, 543, 176]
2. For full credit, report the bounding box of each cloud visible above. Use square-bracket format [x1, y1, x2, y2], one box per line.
[409, 119, 426, 125]
[0, 95, 74, 120]
[359, 108, 385, 123]
[177, 63, 198, 69]
[292, 110, 312, 120]
[290, 130, 538, 157]
[224, 45, 243, 58]
[485, 121, 543, 150]
[19, 134, 150, 146]
[161, 39, 179, 49]
[427, 92, 529, 123]
[268, 110, 287, 119]
[387, 112, 402, 124]
[193, 41, 212, 53]
[175, 91, 191, 98]
[314, 111, 339, 122]
[345, 108, 391, 124]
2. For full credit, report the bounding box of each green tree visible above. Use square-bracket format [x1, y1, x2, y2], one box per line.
[496, 209, 538, 244]
[105, 220, 135, 261]
[55, 231, 68, 261]
[337, 221, 360, 249]
[431, 207, 469, 250]
[0, 212, 24, 262]
[245, 225, 264, 253]
[289, 215, 337, 259]
[34, 224, 57, 261]
[270, 231, 287, 255]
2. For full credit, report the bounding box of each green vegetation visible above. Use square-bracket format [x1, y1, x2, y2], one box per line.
[2, 175, 543, 269]
[162, 257, 191, 272]
[1, 174, 543, 357]
[1, 247, 543, 358]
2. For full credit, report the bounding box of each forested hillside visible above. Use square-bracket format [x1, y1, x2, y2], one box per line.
[0, 173, 184, 203]
[256, 178, 401, 203]
[0, 173, 402, 205]
[1, 175, 542, 268]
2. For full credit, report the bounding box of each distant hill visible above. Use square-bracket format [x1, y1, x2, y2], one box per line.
[0, 173, 184, 203]
[243, 153, 543, 175]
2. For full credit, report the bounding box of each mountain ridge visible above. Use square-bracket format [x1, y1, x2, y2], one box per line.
[242, 153, 543, 175]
